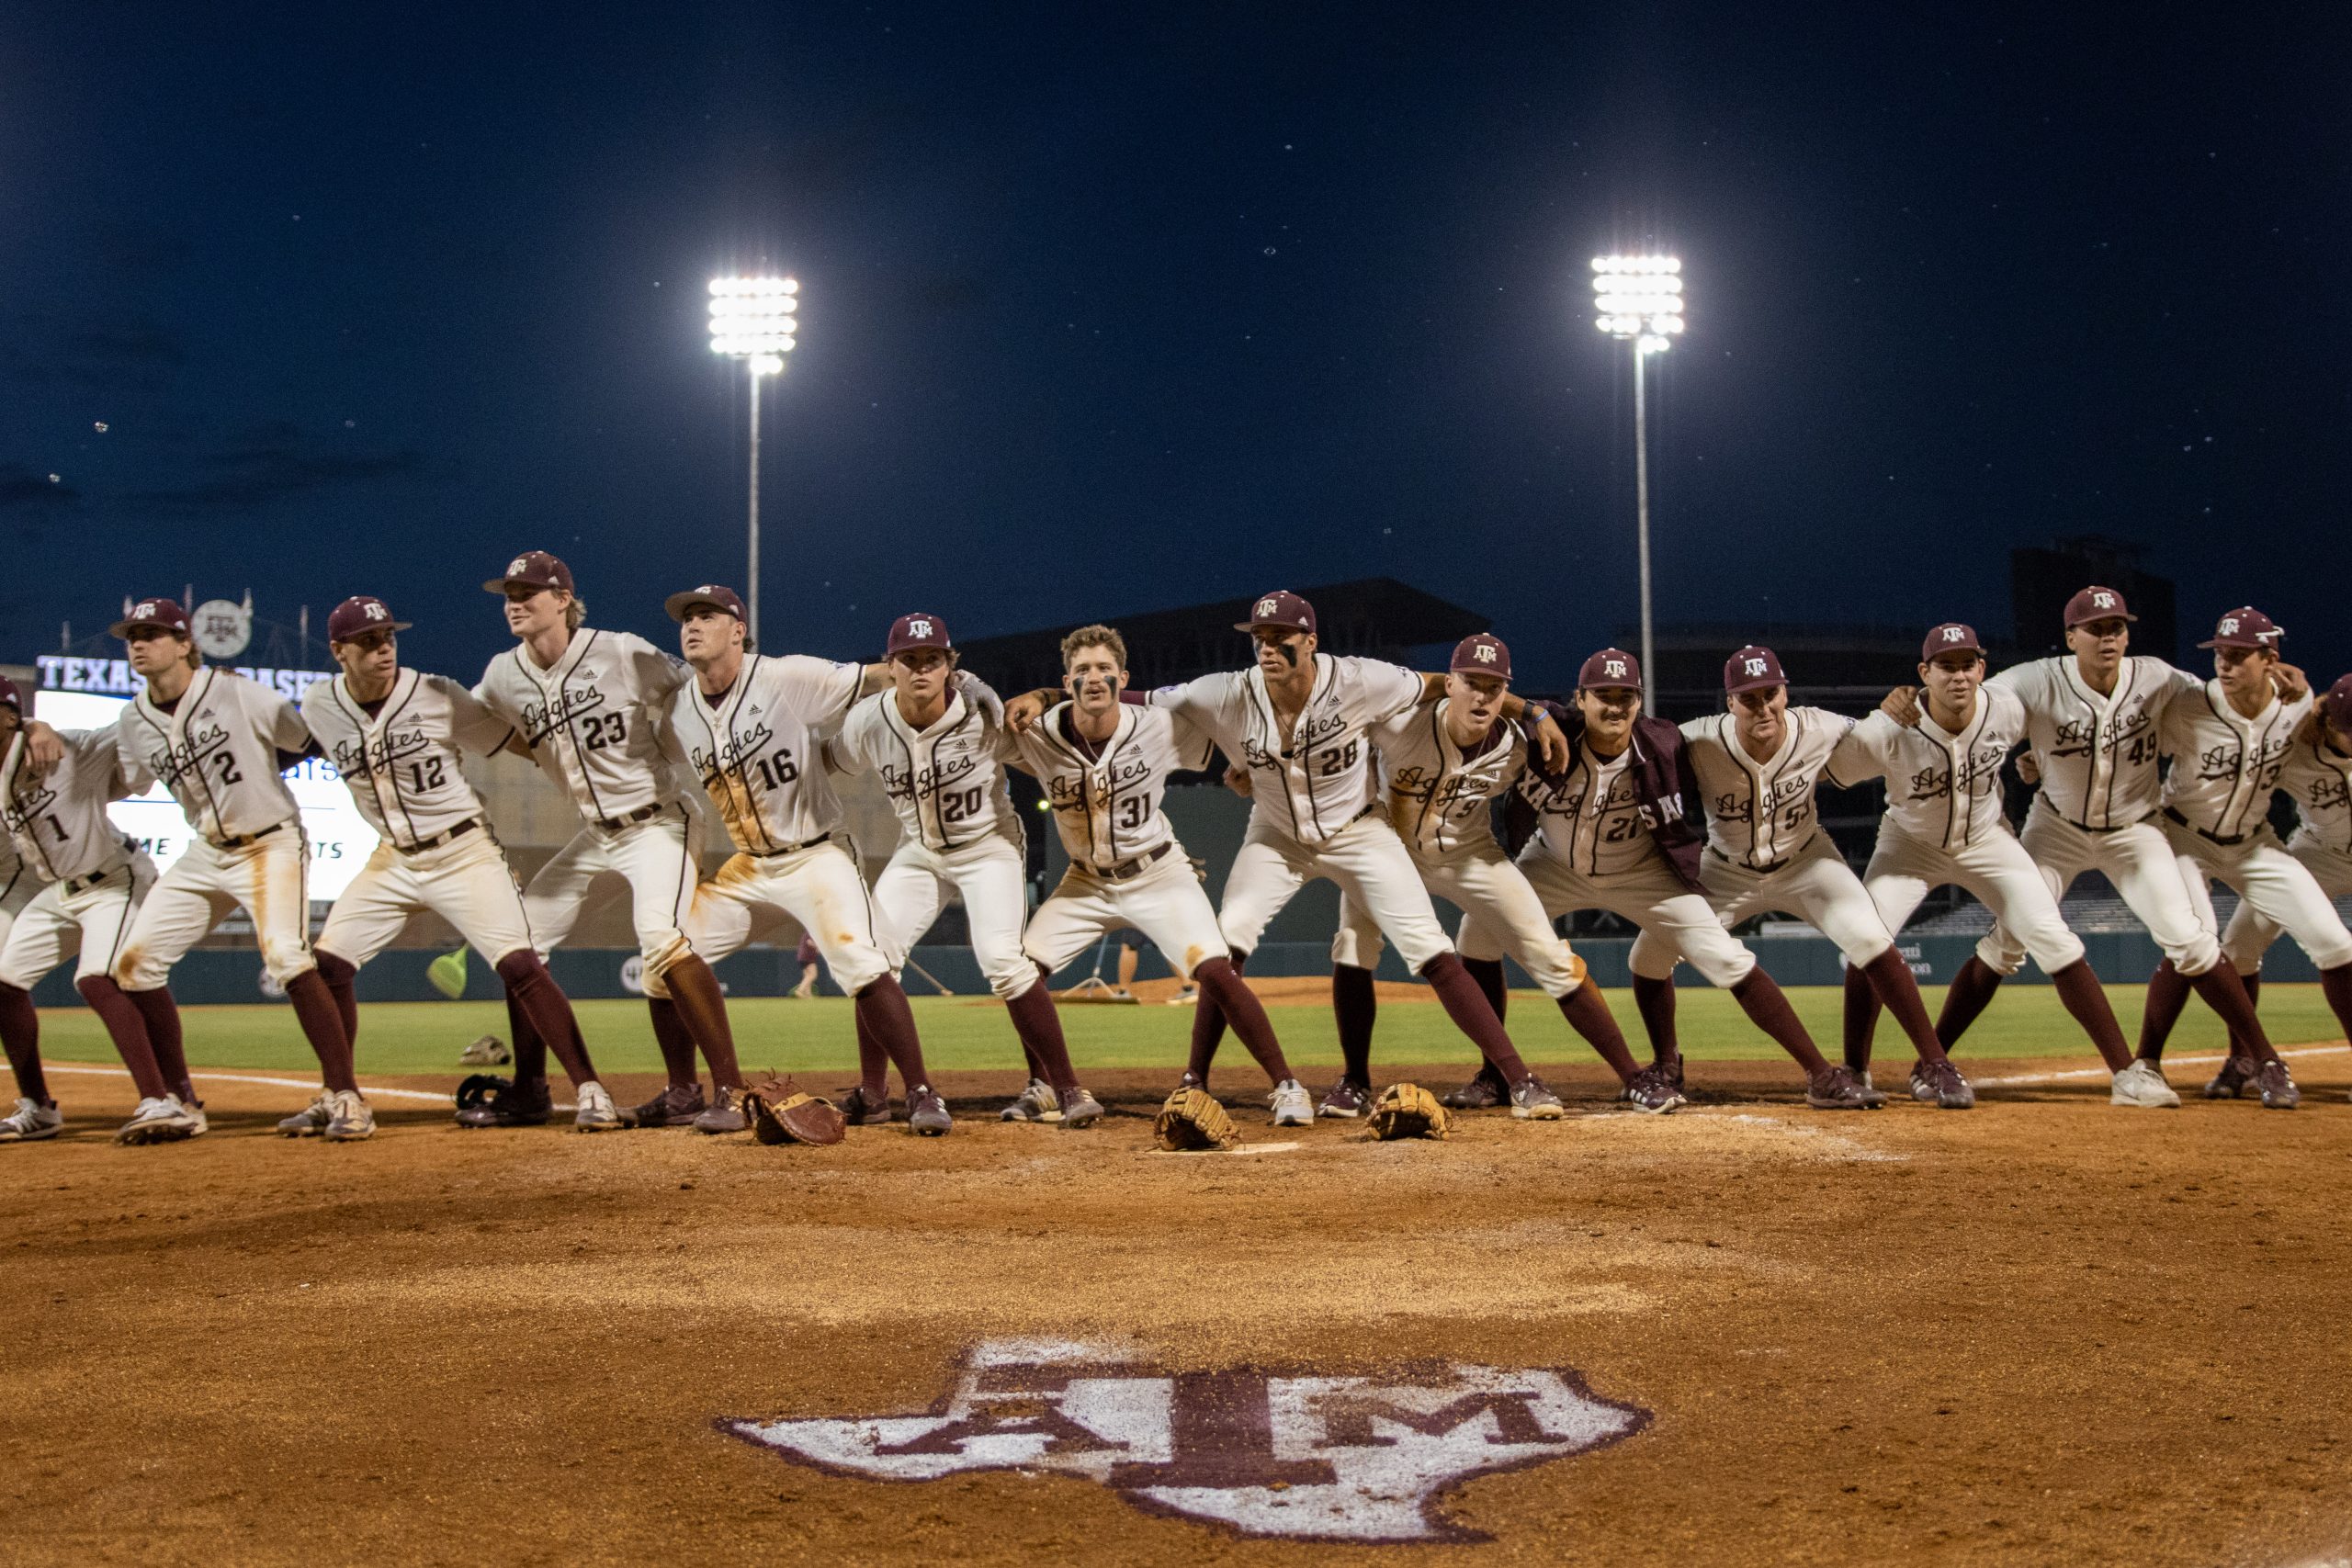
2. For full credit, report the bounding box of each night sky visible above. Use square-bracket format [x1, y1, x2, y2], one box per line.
[6, 4, 2346, 688]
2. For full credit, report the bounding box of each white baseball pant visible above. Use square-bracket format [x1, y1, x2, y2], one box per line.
[117, 828, 316, 989]
[0, 858, 156, 990]
[1330, 839, 1587, 995]
[1217, 813, 1454, 970]
[2165, 821, 2352, 972]
[1626, 832, 1896, 980]
[1857, 824, 2086, 974]
[669, 840, 896, 997]
[0, 867, 38, 954]
[523, 806, 704, 976]
[872, 834, 1037, 999]
[1972, 799, 2220, 976]
[1459, 845, 1758, 987]
[2222, 837, 2352, 972]
[1024, 846, 1227, 979]
[317, 829, 537, 969]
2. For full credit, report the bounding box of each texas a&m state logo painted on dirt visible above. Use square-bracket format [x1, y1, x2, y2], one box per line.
[721, 1338, 1648, 1543]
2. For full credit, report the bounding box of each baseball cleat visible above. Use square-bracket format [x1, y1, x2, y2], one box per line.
[1804, 1066, 1874, 1111]
[1623, 1066, 1684, 1114]
[277, 1090, 334, 1138]
[692, 1086, 749, 1134]
[622, 1082, 706, 1128]
[836, 1085, 892, 1125]
[1442, 1064, 1511, 1111]
[455, 1076, 552, 1128]
[2109, 1059, 2181, 1109]
[1317, 1079, 1372, 1119]
[1911, 1059, 1976, 1111]
[1268, 1078, 1314, 1127]
[572, 1081, 623, 1132]
[324, 1090, 377, 1142]
[1056, 1088, 1106, 1129]
[906, 1086, 953, 1136]
[2203, 1056, 2258, 1099]
[1510, 1076, 1566, 1121]
[1851, 1069, 1891, 1109]
[2256, 1061, 2301, 1111]
[116, 1095, 204, 1145]
[0, 1098, 63, 1143]
[998, 1079, 1062, 1123]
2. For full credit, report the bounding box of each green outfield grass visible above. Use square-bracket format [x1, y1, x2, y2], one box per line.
[23, 983, 2346, 1079]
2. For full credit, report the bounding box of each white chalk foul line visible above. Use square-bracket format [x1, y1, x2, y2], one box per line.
[45, 1063, 454, 1103]
[1973, 1043, 2347, 1089]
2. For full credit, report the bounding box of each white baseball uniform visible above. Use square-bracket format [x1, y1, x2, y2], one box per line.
[475, 627, 706, 976]
[1330, 700, 1589, 995]
[304, 668, 538, 968]
[112, 667, 321, 989]
[1150, 657, 1464, 970]
[1012, 701, 1229, 979]
[1968, 655, 2216, 975]
[0, 723, 154, 990]
[2158, 682, 2352, 970]
[1826, 684, 2086, 973]
[2221, 734, 2352, 970]
[670, 653, 897, 997]
[830, 682, 1037, 998]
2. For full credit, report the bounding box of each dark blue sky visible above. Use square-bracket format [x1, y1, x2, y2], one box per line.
[6, 4, 2346, 686]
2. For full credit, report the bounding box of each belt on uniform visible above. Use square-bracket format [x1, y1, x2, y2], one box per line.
[1088, 841, 1174, 881]
[212, 821, 288, 851]
[751, 831, 831, 859]
[398, 818, 481, 855]
[596, 803, 665, 832]
[62, 866, 123, 896]
[2164, 807, 2245, 846]
[2069, 818, 2132, 834]
[1709, 844, 1785, 874]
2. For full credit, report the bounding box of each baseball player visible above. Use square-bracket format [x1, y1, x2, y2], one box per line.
[1012, 591, 1577, 1122]
[1007, 623, 1301, 1120]
[1829, 623, 2165, 1105]
[1317, 634, 1657, 1114]
[105, 598, 363, 1138]
[1617, 646, 1974, 1108]
[2130, 614, 2352, 1095]
[472, 552, 739, 1133]
[299, 595, 605, 1137]
[0, 678, 185, 1145]
[1453, 648, 1875, 1110]
[1882, 586, 2292, 1105]
[826, 612, 1100, 1134]
[661, 585, 953, 1132]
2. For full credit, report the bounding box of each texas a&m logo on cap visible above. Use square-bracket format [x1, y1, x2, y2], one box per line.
[1449, 634, 1511, 679]
[1723, 645, 1785, 694]
[1234, 590, 1317, 637]
[887, 612, 954, 655]
[2199, 606, 2283, 651]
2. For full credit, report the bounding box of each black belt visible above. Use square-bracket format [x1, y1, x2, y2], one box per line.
[595, 803, 665, 832]
[751, 831, 831, 859]
[1089, 841, 1173, 881]
[62, 866, 124, 896]
[212, 821, 288, 851]
[399, 818, 481, 855]
[2165, 807, 2246, 847]
[1710, 844, 1787, 874]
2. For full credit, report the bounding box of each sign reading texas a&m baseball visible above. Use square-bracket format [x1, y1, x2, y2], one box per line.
[724, 1339, 1647, 1543]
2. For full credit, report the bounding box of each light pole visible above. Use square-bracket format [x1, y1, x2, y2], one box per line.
[708, 276, 799, 643]
[1590, 254, 1685, 710]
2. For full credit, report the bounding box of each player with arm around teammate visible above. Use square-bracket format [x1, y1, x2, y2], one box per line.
[294, 595, 601, 1138]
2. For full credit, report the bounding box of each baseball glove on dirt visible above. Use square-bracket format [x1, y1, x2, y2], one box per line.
[458, 1034, 511, 1066]
[454, 1073, 511, 1111]
[1154, 1086, 1239, 1151]
[1369, 1082, 1452, 1141]
[742, 1078, 848, 1146]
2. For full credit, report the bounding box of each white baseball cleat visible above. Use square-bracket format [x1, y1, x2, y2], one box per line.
[1268, 1078, 1314, 1127]
[0, 1098, 62, 1142]
[572, 1081, 622, 1132]
[324, 1090, 376, 1142]
[116, 1095, 206, 1145]
[2109, 1059, 2182, 1109]
[277, 1090, 334, 1138]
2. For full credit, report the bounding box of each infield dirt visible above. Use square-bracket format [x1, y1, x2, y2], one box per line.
[6, 1044, 2351, 1565]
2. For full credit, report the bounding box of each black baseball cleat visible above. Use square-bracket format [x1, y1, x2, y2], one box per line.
[454, 1075, 552, 1128]
[836, 1085, 893, 1126]
[1441, 1063, 1510, 1111]
[2203, 1056, 2258, 1100]
[622, 1082, 707, 1128]
[1804, 1065, 1874, 1111]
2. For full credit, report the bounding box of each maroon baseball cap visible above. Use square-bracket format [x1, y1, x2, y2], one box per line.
[327, 595, 413, 642]
[1724, 645, 1787, 694]
[2064, 585, 2137, 628]
[1577, 647, 1642, 691]
[109, 597, 191, 638]
[482, 550, 574, 595]
[1921, 623, 1984, 661]
[886, 612, 953, 656]
[1235, 590, 1317, 637]
[665, 584, 746, 623]
[2322, 673, 2352, 734]
[1449, 633, 1511, 680]
[2199, 606, 2284, 651]
[0, 675, 19, 713]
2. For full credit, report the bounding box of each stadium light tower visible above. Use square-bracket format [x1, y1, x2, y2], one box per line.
[1590, 254, 1685, 709]
[708, 276, 799, 643]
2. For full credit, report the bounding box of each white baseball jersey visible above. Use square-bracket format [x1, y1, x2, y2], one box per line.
[116, 666, 310, 844]
[1828, 683, 2027, 852]
[1369, 700, 1527, 855]
[2158, 682, 2312, 840]
[1988, 656, 2198, 829]
[1149, 655, 1424, 848]
[475, 628, 689, 825]
[2, 724, 140, 884]
[2274, 734, 2352, 856]
[1519, 741, 1653, 877]
[1678, 707, 1854, 870]
[1009, 702, 1214, 870]
[302, 670, 514, 851]
[831, 684, 1022, 852]
[673, 654, 865, 853]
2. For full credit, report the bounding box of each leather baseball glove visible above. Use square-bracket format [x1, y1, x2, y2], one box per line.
[1154, 1086, 1239, 1151]
[742, 1078, 848, 1146]
[1369, 1082, 1452, 1141]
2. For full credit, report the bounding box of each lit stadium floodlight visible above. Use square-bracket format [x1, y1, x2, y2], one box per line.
[1587, 254, 1686, 707]
[707, 275, 800, 642]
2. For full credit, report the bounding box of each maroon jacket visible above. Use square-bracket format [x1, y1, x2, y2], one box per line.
[1507, 702, 1707, 894]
